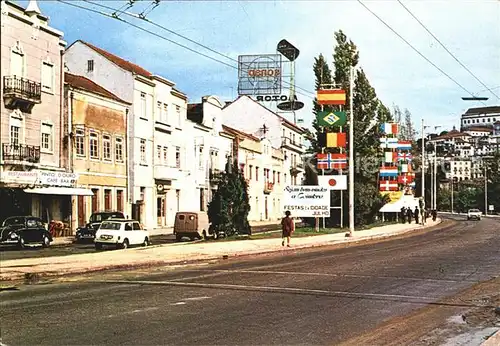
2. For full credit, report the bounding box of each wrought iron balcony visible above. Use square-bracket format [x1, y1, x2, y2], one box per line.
[2, 143, 41, 163]
[3, 76, 42, 112]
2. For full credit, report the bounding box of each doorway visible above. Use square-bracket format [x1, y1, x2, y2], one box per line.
[265, 196, 268, 220]
[157, 195, 166, 226]
[77, 195, 85, 227]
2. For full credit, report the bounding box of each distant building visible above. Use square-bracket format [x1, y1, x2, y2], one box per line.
[460, 106, 500, 130]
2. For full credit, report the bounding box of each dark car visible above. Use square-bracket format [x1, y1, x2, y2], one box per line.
[0, 216, 52, 248]
[75, 211, 125, 242]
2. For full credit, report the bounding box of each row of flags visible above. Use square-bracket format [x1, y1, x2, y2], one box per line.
[380, 138, 412, 150]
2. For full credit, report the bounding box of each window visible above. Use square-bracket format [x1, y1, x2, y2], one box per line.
[101, 135, 111, 160]
[157, 101, 162, 121]
[140, 139, 147, 164]
[10, 125, 20, 146]
[176, 105, 181, 127]
[256, 167, 259, 181]
[198, 146, 203, 167]
[11, 51, 24, 77]
[175, 146, 181, 168]
[163, 103, 169, 123]
[249, 165, 253, 179]
[157, 145, 162, 162]
[87, 60, 94, 72]
[163, 146, 168, 165]
[91, 189, 99, 212]
[104, 189, 112, 210]
[90, 132, 99, 159]
[140, 92, 147, 119]
[115, 137, 123, 162]
[41, 123, 53, 152]
[41, 61, 54, 92]
[75, 128, 85, 156]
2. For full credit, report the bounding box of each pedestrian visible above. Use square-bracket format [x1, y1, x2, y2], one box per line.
[281, 210, 295, 247]
[432, 209, 437, 221]
[400, 207, 406, 223]
[414, 206, 420, 224]
[406, 207, 413, 224]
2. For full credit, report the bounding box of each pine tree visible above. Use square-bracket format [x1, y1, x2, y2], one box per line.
[403, 109, 416, 141]
[207, 158, 250, 237]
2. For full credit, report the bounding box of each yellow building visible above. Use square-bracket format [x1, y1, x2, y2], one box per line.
[64, 73, 131, 229]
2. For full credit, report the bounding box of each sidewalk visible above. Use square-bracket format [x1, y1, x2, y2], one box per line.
[482, 329, 500, 346]
[0, 218, 442, 282]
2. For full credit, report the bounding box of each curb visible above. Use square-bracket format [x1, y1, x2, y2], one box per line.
[0, 219, 444, 283]
[481, 329, 500, 346]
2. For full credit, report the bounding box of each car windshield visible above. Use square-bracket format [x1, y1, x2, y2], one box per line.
[469, 209, 480, 213]
[2, 217, 24, 227]
[90, 213, 124, 223]
[99, 222, 122, 230]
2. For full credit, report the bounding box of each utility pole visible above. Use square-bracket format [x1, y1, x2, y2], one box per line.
[433, 154, 437, 210]
[450, 177, 454, 213]
[348, 66, 355, 236]
[421, 119, 425, 209]
[484, 162, 488, 215]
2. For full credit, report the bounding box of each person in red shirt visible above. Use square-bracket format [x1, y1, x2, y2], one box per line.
[281, 210, 295, 247]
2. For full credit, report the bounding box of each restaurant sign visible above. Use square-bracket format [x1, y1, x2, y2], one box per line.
[1, 170, 79, 187]
[282, 185, 330, 217]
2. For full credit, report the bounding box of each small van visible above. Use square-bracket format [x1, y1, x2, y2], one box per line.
[173, 211, 213, 241]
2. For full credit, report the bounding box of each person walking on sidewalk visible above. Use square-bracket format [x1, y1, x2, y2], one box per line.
[400, 207, 407, 223]
[281, 210, 295, 247]
[406, 207, 413, 224]
[414, 206, 420, 224]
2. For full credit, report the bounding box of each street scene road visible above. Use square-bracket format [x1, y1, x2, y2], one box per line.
[1, 215, 499, 345]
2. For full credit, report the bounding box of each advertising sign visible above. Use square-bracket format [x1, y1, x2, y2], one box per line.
[238, 54, 282, 95]
[1, 170, 39, 184]
[282, 185, 330, 217]
[38, 171, 78, 187]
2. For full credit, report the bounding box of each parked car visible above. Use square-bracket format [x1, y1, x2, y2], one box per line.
[0, 216, 52, 248]
[94, 219, 149, 250]
[467, 209, 482, 221]
[174, 211, 215, 241]
[75, 211, 125, 242]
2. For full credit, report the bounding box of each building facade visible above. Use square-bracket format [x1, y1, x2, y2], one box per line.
[461, 106, 500, 129]
[221, 96, 306, 186]
[0, 0, 80, 224]
[64, 73, 131, 229]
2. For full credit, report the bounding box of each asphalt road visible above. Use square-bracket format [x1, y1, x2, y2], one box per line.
[1, 215, 499, 345]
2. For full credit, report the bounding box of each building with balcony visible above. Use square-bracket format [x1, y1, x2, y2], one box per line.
[221, 95, 306, 186]
[64, 73, 131, 230]
[0, 0, 76, 224]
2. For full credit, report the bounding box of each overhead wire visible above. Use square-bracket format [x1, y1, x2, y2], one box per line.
[83, 0, 316, 97]
[397, 0, 499, 101]
[357, 0, 487, 105]
[58, 0, 316, 100]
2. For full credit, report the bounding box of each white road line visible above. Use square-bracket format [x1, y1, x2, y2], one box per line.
[169, 268, 474, 284]
[106, 307, 159, 318]
[95, 279, 440, 304]
[185, 296, 211, 301]
[171, 302, 186, 305]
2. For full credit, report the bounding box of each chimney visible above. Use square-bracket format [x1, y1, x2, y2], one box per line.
[25, 0, 41, 16]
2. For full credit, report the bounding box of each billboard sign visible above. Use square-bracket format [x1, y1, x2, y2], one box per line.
[282, 185, 330, 217]
[238, 54, 282, 96]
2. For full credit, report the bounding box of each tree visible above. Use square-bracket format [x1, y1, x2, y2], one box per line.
[207, 158, 251, 237]
[403, 109, 416, 141]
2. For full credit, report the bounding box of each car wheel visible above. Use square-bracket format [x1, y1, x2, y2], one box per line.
[18, 237, 25, 249]
[142, 237, 149, 247]
[95, 243, 103, 250]
[175, 234, 182, 242]
[42, 235, 50, 248]
[121, 239, 129, 249]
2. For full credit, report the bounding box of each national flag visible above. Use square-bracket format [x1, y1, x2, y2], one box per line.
[316, 153, 348, 170]
[380, 137, 399, 149]
[318, 132, 347, 148]
[380, 180, 399, 191]
[385, 152, 397, 163]
[397, 140, 412, 151]
[409, 181, 416, 188]
[316, 111, 347, 127]
[318, 175, 347, 190]
[399, 163, 409, 173]
[317, 89, 347, 105]
[398, 174, 414, 185]
[397, 152, 413, 161]
[380, 167, 399, 177]
[380, 123, 398, 135]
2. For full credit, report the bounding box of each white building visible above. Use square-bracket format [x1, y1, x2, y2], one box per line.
[461, 106, 500, 129]
[63, 40, 196, 229]
[221, 96, 306, 186]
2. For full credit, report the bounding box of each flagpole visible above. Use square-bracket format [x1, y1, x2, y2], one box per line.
[348, 66, 355, 236]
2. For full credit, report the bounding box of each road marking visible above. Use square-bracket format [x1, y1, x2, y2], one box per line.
[106, 307, 159, 318]
[171, 302, 186, 305]
[168, 268, 475, 284]
[185, 296, 211, 301]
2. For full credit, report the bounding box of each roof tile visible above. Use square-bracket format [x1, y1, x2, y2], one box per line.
[65, 73, 130, 104]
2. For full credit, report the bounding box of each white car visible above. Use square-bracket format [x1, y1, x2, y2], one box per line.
[467, 209, 482, 221]
[94, 219, 150, 250]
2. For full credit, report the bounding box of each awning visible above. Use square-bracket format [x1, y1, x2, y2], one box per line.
[23, 187, 94, 196]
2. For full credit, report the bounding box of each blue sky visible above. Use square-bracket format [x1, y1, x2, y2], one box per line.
[19, 0, 500, 133]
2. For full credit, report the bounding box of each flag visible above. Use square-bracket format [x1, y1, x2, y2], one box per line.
[380, 180, 399, 191]
[318, 175, 347, 190]
[380, 137, 399, 149]
[398, 174, 414, 185]
[397, 152, 413, 161]
[399, 163, 409, 173]
[380, 123, 398, 135]
[397, 140, 412, 151]
[317, 153, 348, 170]
[380, 167, 399, 177]
[318, 132, 347, 148]
[385, 152, 397, 163]
[317, 89, 346, 105]
[409, 181, 416, 188]
[316, 111, 347, 127]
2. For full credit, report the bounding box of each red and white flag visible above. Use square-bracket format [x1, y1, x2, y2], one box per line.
[318, 175, 347, 190]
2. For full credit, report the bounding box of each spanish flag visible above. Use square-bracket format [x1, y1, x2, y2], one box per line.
[317, 89, 347, 105]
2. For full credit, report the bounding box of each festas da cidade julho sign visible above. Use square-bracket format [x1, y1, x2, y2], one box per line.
[282, 185, 330, 217]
